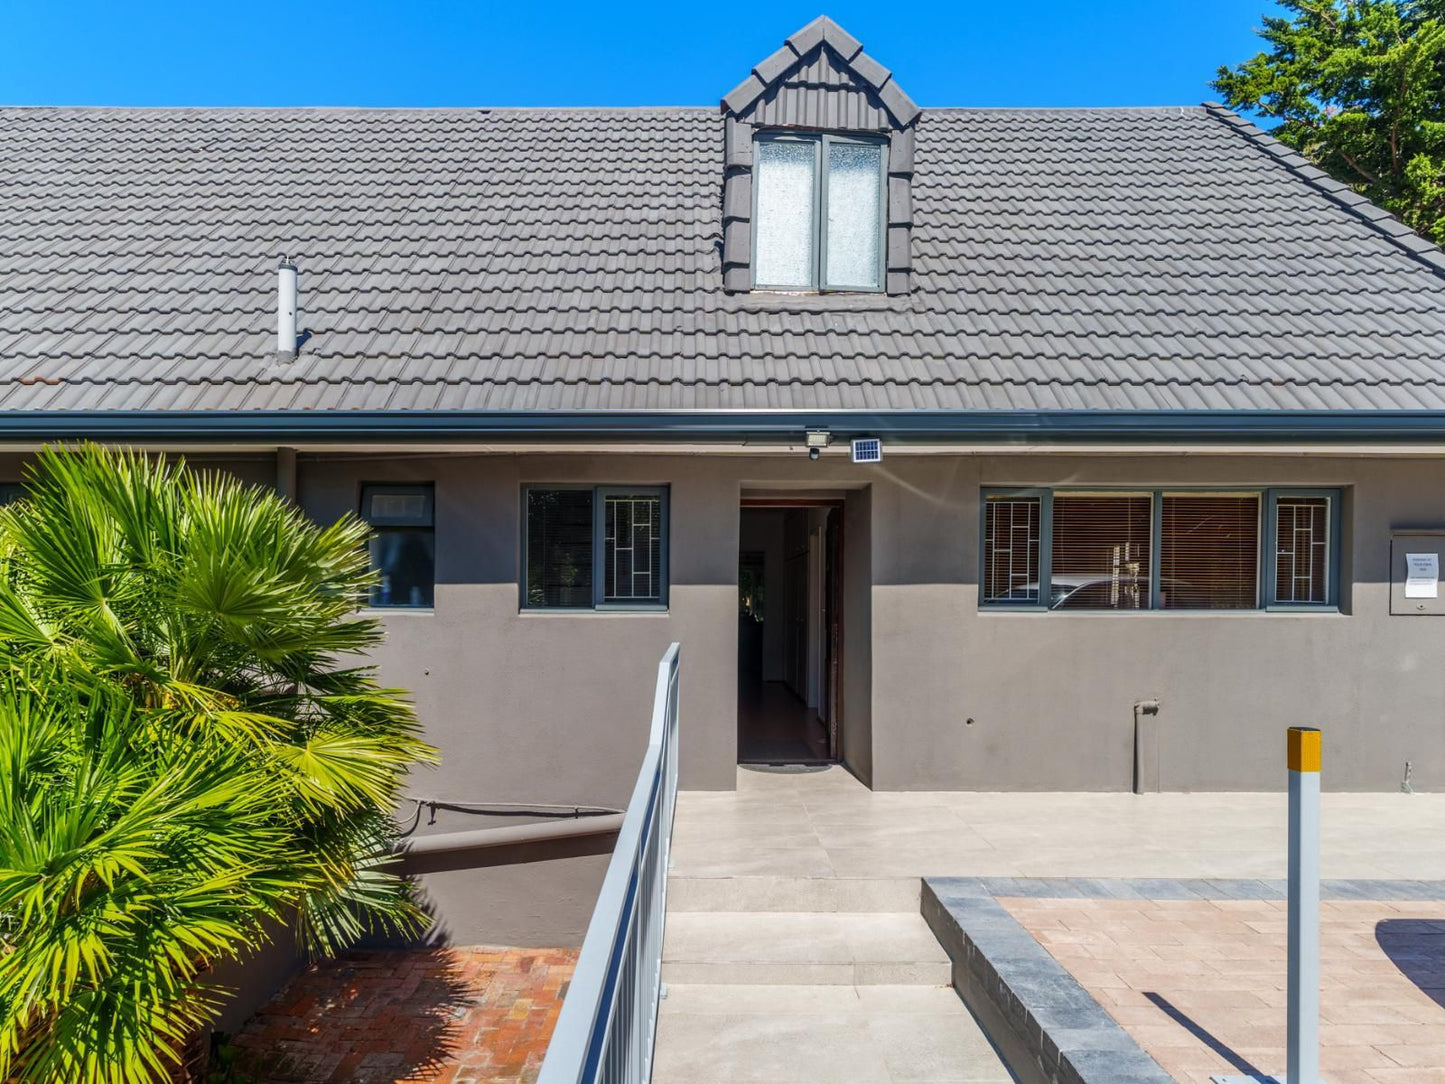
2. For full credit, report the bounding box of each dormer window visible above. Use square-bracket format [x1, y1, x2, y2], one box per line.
[720, 18, 918, 296]
[753, 132, 886, 292]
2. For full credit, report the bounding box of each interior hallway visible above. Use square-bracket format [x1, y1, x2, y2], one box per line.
[736, 680, 830, 764]
[737, 504, 837, 766]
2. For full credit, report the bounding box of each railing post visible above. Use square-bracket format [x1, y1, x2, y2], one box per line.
[1286, 726, 1321, 1084]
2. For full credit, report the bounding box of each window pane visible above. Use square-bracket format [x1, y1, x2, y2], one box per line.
[1274, 496, 1331, 604]
[1159, 495, 1259, 609]
[982, 496, 1041, 603]
[370, 492, 428, 524]
[604, 493, 663, 604]
[753, 139, 816, 287]
[368, 531, 435, 607]
[824, 141, 882, 289]
[1050, 495, 1152, 610]
[0, 483, 23, 506]
[526, 489, 594, 608]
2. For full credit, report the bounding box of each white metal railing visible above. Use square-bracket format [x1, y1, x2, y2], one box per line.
[538, 643, 681, 1084]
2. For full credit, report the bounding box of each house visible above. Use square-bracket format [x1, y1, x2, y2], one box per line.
[4, 13, 1445, 845]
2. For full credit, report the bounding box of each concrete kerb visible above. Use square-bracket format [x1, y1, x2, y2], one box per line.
[919, 876, 1445, 1084]
[921, 880, 1170, 1084]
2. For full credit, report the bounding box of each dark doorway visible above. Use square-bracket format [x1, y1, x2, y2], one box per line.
[738, 502, 843, 764]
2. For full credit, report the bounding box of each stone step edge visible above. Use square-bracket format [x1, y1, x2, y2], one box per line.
[660, 960, 952, 987]
[666, 874, 920, 913]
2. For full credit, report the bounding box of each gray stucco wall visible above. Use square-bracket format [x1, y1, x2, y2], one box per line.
[293, 450, 1445, 797]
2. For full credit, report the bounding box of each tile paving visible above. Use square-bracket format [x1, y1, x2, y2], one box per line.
[1003, 896, 1445, 1084]
[662, 769, 1445, 1083]
[230, 946, 577, 1084]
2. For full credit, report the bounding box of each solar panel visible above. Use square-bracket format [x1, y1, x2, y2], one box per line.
[850, 437, 882, 464]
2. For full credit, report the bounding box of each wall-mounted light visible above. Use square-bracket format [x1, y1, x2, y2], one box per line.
[805, 429, 831, 462]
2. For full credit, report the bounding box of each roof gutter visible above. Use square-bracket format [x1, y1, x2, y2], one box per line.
[6, 410, 1445, 445]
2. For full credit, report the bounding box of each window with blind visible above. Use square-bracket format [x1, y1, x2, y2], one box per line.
[361, 483, 435, 608]
[1159, 494, 1260, 610]
[1050, 493, 1152, 610]
[981, 488, 1338, 611]
[524, 486, 668, 610]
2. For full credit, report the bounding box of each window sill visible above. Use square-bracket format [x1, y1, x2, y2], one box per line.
[362, 607, 436, 616]
[978, 607, 1345, 617]
[725, 291, 909, 314]
[519, 606, 670, 617]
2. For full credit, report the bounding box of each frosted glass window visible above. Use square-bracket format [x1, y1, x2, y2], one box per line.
[825, 142, 882, 288]
[753, 139, 817, 287]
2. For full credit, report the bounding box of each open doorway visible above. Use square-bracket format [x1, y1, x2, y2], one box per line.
[738, 500, 843, 764]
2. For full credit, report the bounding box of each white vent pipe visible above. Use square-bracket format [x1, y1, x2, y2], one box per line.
[276, 257, 298, 360]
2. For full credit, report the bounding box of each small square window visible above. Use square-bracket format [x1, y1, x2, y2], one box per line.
[524, 486, 668, 610]
[360, 484, 434, 608]
[753, 132, 885, 292]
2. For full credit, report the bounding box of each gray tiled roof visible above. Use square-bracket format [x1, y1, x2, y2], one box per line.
[2, 102, 1444, 414]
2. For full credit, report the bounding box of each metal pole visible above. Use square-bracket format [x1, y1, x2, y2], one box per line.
[1286, 726, 1321, 1084]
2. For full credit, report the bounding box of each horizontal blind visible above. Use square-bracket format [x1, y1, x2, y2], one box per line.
[982, 495, 1041, 603]
[1050, 494, 1151, 610]
[526, 489, 593, 608]
[1159, 494, 1260, 609]
[1275, 496, 1331, 604]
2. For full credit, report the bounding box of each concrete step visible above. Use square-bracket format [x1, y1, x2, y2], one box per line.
[660, 910, 952, 987]
[654, 984, 1013, 1084]
[667, 874, 919, 913]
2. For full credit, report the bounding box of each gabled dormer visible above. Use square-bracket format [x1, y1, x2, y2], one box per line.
[721, 16, 919, 296]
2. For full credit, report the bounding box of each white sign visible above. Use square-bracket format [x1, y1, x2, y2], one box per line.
[1405, 552, 1439, 599]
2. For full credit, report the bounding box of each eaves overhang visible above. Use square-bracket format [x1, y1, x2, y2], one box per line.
[6, 410, 1445, 446]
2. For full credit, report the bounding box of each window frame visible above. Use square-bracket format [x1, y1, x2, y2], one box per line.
[520, 484, 670, 613]
[359, 482, 436, 610]
[750, 130, 888, 294]
[979, 486, 1342, 613]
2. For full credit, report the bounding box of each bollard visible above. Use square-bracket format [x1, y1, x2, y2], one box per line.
[1287, 727, 1321, 1084]
[1212, 729, 1322, 1084]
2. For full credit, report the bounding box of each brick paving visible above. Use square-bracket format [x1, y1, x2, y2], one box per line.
[231, 946, 578, 1084]
[1003, 897, 1445, 1084]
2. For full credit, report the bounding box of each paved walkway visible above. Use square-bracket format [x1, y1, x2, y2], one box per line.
[655, 765, 1445, 1084]
[1007, 896, 1445, 1084]
[232, 946, 576, 1084]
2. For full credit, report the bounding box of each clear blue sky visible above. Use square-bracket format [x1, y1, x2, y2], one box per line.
[0, 2, 1282, 109]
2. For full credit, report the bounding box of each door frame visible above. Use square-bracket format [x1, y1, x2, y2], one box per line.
[739, 497, 845, 760]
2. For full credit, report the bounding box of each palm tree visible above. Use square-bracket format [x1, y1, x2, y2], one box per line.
[0, 445, 438, 1083]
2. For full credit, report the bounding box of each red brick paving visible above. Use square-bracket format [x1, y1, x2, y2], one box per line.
[1004, 897, 1445, 1084]
[232, 946, 578, 1084]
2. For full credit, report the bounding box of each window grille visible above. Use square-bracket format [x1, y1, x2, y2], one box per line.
[982, 488, 1338, 611]
[524, 486, 669, 610]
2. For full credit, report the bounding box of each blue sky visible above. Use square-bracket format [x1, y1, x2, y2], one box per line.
[0, 2, 1281, 109]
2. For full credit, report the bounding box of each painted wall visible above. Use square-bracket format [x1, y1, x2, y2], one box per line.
[7, 446, 1444, 802]
[867, 453, 1445, 792]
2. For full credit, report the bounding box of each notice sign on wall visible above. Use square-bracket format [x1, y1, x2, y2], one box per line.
[1405, 553, 1440, 598]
